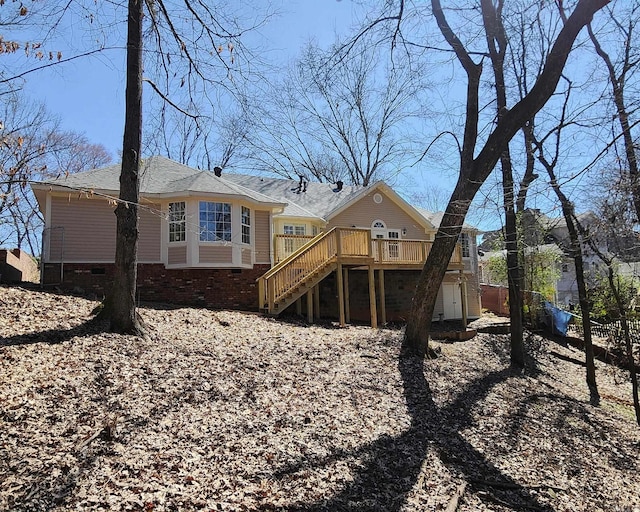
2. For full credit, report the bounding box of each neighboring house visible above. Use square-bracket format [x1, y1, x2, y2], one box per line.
[479, 209, 640, 308]
[32, 156, 481, 325]
[0, 248, 39, 283]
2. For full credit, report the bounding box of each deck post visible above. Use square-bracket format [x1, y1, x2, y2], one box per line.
[378, 269, 386, 325]
[368, 264, 378, 328]
[296, 297, 302, 316]
[460, 271, 468, 327]
[307, 289, 313, 323]
[314, 284, 320, 319]
[267, 278, 275, 313]
[376, 238, 383, 262]
[344, 267, 351, 324]
[337, 263, 345, 327]
[258, 278, 265, 311]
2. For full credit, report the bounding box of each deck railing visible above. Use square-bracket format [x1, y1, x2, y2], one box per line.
[274, 234, 315, 263]
[372, 239, 462, 266]
[259, 227, 371, 311]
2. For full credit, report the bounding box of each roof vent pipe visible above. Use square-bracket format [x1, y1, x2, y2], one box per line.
[336, 180, 343, 191]
[213, 166, 222, 177]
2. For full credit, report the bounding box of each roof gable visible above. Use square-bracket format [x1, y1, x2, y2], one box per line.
[326, 182, 436, 231]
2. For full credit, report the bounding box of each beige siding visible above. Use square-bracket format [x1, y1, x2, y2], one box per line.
[466, 273, 482, 318]
[254, 210, 271, 264]
[199, 245, 233, 264]
[139, 203, 161, 262]
[242, 248, 252, 266]
[329, 190, 429, 240]
[49, 196, 116, 262]
[168, 245, 187, 265]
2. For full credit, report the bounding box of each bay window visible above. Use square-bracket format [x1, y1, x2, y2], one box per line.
[200, 201, 231, 242]
[241, 206, 251, 244]
[168, 201, 186, 242]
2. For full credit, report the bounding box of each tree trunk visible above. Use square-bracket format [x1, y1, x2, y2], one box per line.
[405, 177, 476, 355]
[480, 0, 525, 368]
[544, 162, 600, 404]
[573, 248, 599, 404]
[588, 23, 640, 228]
[502, 167, 525, 368]
[100, 0, 146, 335]
[606, 268, 640, 425]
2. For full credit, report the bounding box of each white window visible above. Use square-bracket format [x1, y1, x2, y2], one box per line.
[168, 202, 186, 243]
[284, 224, 306, 236]
[459, 233, 470, 258]
[371, 220, 387, 240]
[241, 206, 251, 244]
[199, 201, 231, 242]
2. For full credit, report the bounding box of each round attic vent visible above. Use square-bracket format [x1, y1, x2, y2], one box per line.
[373, 193, 383, 204]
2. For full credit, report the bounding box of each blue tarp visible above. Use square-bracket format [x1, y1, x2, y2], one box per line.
[544, 301, 572, 336]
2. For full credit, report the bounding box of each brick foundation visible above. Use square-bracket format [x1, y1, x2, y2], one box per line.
[43, 263, 480, 321]
[43, 263, 270, 311]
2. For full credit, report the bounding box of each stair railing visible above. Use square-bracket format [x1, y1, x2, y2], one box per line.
[258, 227, 371, 312]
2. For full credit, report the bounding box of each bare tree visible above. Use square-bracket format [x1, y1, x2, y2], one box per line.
[251, 40, 425, 185]
[145, 100, 253, 170]
[588, 3, 640, 224]
[482, 0, 525, 367]
[578, 201, 640, 423]
[94, 1, 271, 334]
[531, 83, 600, 403]
[403, 0, 609, 355]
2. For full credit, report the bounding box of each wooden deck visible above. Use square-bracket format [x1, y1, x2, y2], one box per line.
[259, 228, 464, 321]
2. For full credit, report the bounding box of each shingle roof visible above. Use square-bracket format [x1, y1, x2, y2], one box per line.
[223, 174, 365, 220]
[35, 156, 284, 207]
[415, 208, 477, 231]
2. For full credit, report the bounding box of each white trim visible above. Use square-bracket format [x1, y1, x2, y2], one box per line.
[187, 200, 199, 266]
[44, 194, 52, 261]
[326, 182, 436, 231]
[32, 185, 286, 210]
[165, 263, 254, 270]
[45, 260, 163, 264]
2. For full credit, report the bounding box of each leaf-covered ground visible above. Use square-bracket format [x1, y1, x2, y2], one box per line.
[1, 285, 639, 511]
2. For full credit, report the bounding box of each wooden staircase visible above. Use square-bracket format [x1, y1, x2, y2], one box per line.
[258, 227, 373, 315]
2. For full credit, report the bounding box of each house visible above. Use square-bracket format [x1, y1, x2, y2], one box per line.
[478, 208, 640, 308]
[32, 156, 481, 325]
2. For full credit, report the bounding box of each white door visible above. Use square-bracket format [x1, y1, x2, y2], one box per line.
[442, 283, 462, 320]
